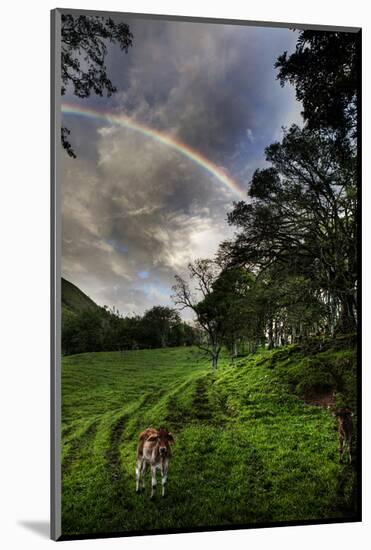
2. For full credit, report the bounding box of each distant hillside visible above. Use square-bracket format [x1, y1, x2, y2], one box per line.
[62, 278, 101, 317]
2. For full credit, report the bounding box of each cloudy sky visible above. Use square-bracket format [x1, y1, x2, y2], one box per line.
[61, 15, 302, 318]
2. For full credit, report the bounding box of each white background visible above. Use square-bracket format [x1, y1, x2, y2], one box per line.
[1, 0, 369, 548]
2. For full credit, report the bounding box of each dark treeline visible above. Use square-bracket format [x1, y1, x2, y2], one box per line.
[172, 30, 359, 369]
[62, 305, 199, 356]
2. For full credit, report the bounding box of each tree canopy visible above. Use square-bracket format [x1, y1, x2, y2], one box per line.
[216, 29, 359, 345]
[275, 30, 359, 138]
[61, 14, 133, 157]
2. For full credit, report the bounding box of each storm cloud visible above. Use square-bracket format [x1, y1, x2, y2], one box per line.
[61, 16, 302, 317]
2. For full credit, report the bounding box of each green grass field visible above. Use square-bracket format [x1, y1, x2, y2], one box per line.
[61, 346, 357, 536]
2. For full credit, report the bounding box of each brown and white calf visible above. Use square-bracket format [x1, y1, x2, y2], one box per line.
[136, 427, 174, 497]
[334, 408, 353, 464]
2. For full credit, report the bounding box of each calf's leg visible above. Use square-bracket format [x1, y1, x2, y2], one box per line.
[348, 436, 352, 464]
[150, 465, 157, 498]
[339, 433, 344, 463]
[136, 457, 143, 493]
[161, 461, 168, 497]
[141, 460, 147, 489]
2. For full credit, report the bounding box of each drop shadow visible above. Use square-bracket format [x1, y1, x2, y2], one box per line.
[17, 520, 50, 539]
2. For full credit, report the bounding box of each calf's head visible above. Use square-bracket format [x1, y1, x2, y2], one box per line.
[147, 428, 174, 456]
[334, 408, 353, 421]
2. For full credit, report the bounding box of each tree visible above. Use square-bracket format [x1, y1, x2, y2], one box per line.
[220, 123, 357, 334]
[172, 260, 226, 369]
[61, 14, 133, 157]
[62, 308, 104, 355]
[260, 269, 328, 346]
[274, 30, 359, 334]
[139, 306, 182, 348]
[211, 267, 262, 356]
[276, 30, 359, 139]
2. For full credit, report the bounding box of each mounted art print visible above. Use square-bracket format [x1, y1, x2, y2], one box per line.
[51, 8, 362, 541]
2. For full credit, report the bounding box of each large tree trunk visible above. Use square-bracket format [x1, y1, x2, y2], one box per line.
[336, 293, 357, 334]
[211, 344, 221, 369]
[267, 318, 274, 349]
[233, 340, 238, 358]
[274, 319, 279, 348]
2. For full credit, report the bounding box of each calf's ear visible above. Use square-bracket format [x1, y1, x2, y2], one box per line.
[168, 433, 175, 444]
[139, 430, 149, 441]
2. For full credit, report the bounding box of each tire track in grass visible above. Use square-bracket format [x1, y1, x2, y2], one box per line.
[62, 420, 98, 477]
[103, 393, 165, 528]
[101, 412, 138, 532]
[192, 376, 212, 421]
[170, 427, 269, 527]
[99, 371, 217, 531]
[163, 373, 214, 429]
[102, 381, 198, 529]
[105, 386, 174, 483]
[106, 414, 130, 486]
[104, 395, 155, 510]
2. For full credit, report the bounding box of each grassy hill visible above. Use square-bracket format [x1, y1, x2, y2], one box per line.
[61, 344, 357, 537]
[62, 278, 101, 318]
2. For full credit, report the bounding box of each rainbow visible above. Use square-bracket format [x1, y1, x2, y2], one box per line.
[61, 102, 246, 200]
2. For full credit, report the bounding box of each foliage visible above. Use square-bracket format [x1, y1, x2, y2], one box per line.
[211, 267, 264, 355]
[219, 29, 359, 340]
[61, 14, 133, 156]
[62, 308, 104, 355]
[276, 30, 359, 138]
[223, 124, 356, 332]
[62, 302, 198, 356]
[172, 259, 225, 369]
[139, 306, 182, 348]
[264, 343, 357, 408]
